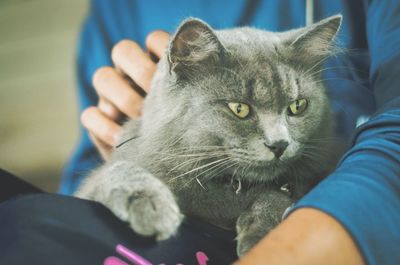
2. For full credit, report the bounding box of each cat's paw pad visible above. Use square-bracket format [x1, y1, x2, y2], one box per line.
[126, 189, 184, 241]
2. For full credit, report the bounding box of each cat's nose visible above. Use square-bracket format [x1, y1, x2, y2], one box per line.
[264, 140, 288, 158]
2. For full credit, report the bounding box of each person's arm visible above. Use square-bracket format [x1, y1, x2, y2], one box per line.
[237, 1, 400, 264]
[235, 208, 364, 265]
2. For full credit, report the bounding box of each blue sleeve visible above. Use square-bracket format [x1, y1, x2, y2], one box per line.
[366, 0, 400, 108]
[59, 0, 141, 194]
[290, 1, 400, 265]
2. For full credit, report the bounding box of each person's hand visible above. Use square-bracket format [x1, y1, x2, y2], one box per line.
[80, 31, 170, 160]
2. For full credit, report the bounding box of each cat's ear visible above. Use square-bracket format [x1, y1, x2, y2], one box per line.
[168, 18, 225, 77]
[283, 15, 342, 66]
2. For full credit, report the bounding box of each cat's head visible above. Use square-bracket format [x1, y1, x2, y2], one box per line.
[145, 15, 342, 181]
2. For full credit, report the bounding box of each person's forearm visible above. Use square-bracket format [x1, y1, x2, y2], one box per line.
[234, 208, 364, 265]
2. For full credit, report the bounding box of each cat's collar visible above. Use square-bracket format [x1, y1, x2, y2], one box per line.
[200, 175, 291, 195]
[231, 179, 290, 195]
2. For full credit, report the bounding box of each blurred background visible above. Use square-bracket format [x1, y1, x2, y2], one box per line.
[0, 0, 89, 191]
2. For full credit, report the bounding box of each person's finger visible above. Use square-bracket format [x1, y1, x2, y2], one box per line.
[81, 106, 123, 147]
[145, 30, 170, 59]
[98, 97, 123, 122]
[111, 40, 156, 92]
[93, 66, 144, 118]
[88, 132, 112, 160]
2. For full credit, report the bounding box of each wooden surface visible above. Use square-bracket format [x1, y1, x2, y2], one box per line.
[0, 0, 89, 191]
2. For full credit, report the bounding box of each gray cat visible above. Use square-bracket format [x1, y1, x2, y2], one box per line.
[76, 15, 343, 256]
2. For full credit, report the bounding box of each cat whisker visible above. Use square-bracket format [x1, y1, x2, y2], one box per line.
[202, 160, 241, 185]
[195, 159, 234, 179]
[301, 148, 326, 158]
[196, 177, 207, 190]
[160, 146, 227, 155]
[166, 157, 231, 184]
[159, 146, 229, 158]
[166, 152, 230, 174]
[300, 151, 322, 163]
[169, 145, 227, 150]
[160, 151, 228, 161]
[307, 77, 371, 95]
[191, 159, 236, 185]
[302, 56, 329, 77]
[302, 143, 329, 149]
[306, 136, 341, 142]
[179, 159, 237, 189]
[304, 65, 367, 80]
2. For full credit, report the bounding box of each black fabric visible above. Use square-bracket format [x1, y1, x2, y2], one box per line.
[0, 170, 237, 265]
[0, 169, 42, 202]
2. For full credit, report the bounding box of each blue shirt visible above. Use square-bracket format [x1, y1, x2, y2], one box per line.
[60, 1, 400, 264]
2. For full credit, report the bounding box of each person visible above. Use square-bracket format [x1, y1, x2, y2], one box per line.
[60, 0, 400, 264]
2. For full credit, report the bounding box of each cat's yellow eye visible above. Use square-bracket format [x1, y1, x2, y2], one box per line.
[228, 102, 250, 118]
[287, 99, 308, 116]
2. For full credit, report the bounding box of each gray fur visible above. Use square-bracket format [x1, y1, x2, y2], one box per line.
[76, 15, 343, 256]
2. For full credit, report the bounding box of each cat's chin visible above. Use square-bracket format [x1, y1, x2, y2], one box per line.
[228, 159, 289, 182]
[251, 156, 291, 167]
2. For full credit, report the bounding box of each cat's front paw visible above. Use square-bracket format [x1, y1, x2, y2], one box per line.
[236, 191, 293, 256]
[236, 211, 274, 257]
[236, 231, 264, 257]
[126, 188, 184, 241]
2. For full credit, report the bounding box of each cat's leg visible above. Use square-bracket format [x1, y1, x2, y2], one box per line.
[236, 190, 292, 256]
[75, 161, 183, 241]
